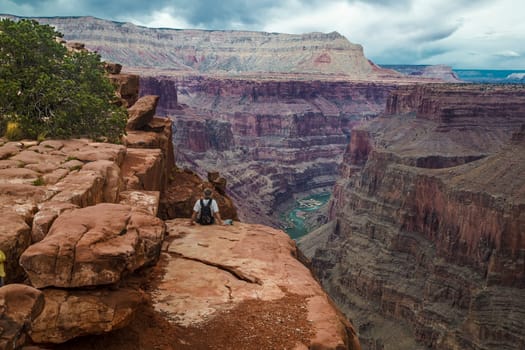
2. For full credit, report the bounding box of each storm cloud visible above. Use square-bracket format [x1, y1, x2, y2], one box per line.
[1, 0, 524, 68]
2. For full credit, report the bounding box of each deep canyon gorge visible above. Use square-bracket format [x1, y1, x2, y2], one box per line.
[4, 15, 524, 350]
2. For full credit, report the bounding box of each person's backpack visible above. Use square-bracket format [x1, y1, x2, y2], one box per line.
[198, 199, 214, 225]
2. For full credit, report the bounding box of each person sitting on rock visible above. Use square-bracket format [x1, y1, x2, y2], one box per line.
[190, 188, 225, 225]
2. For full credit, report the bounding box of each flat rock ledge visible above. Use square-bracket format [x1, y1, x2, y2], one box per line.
[156, 219, 361, 350]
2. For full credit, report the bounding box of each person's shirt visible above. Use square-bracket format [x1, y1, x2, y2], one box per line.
[193, 198, 219, 214]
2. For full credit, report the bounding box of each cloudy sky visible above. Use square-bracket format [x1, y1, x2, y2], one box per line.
[2, 0, 524, 69]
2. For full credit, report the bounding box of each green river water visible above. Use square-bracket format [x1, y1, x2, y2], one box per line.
[281, 192, 331, 240]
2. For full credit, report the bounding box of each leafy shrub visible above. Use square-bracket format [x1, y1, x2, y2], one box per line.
[32, 176, 45, 186]
[0, 18, 127, 142]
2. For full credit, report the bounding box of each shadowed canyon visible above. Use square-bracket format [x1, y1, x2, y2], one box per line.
[1, 14, 524, 350]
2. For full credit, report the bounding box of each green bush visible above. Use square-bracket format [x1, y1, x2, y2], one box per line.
[0, 18, 126, 142]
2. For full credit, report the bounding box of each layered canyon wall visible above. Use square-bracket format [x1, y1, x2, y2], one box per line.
[141, 74, 396, 225]
[300, 84, 525, 349]
[19, 15, 389, 77]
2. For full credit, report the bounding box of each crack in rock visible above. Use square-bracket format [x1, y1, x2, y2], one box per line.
[178, 254, 262, 285]
[218, 236, 240, 242]
[225, 284, 233, 301]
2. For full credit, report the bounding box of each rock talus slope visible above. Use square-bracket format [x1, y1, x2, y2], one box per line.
[300, 83, 525, 350]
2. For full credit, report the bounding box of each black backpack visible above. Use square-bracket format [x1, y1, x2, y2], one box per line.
[198, 199, 214, 225]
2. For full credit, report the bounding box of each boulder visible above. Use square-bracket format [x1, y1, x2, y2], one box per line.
[104, 62, 122, 74]
[67, 142, 126, 166]
[120, 148, 164, 192]
[119, 190, 160, 216]
[0, 167, 40, 185]
[82, 160, 122, 203]
[31, 201, 78, 243]
[0, 142, 23, 160]
[208, 171, 227, 195]
[0, 284, 44, 350]
[123, 117, 176, 178]
[30, 288, 143, 344]
[48, 169, 105, 207]
[0, 184, 47, 283]
[109, 73, 139, 108]
[20, 203, 165, 288]
[0, 212, 32, 282]
[126, 95, 159, 131]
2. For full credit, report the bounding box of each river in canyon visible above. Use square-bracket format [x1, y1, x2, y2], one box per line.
[281, 192, 331, 240]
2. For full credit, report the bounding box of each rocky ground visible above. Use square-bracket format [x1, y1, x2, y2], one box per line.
[29, 219, 358, 350]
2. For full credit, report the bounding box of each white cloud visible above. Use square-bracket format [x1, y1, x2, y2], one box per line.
[125, 7, 192, 29]
[3, 0, 525, 68]
[494, 50, 520, 58]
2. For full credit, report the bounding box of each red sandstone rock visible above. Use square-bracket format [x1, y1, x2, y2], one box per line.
[122, 116, 175, 174]
[82, 160, 122, 203]
[48, 169, 105, 207]
[119, 190, 160, 216]
[126, 95, 159, 131]
[385, 84, 525, 131]
[20, 203, 165, 288]
[0, 167, 40, 185]
[104, 62, 122, 74]
[109, 73, 139, 107]
[0, 142, 23, 160]
[120, 148, 165, 192]
[67, 142, 126, 165]
[0, 183, 48, 283]
[0, 284, 44, 350]
[31, 201, 78, 243]
[30, 288, 144, 344]
[157, 219, 360, 349]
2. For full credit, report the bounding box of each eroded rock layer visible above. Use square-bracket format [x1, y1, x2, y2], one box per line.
[19, 16, 384, 77]
[300, 84, 525, 349]
[143, 74, 396, 225]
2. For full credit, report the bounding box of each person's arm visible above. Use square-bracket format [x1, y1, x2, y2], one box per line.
[189, 200, 200, 225]
[189, 210, 198, 225]
[211, 200, 226, 225]
[214, 211, 224, 225]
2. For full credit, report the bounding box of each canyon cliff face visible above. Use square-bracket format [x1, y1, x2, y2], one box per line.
[20, 16, 389, 77]
[300, 84, 525, 349]
[141, 73, 396, 225]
